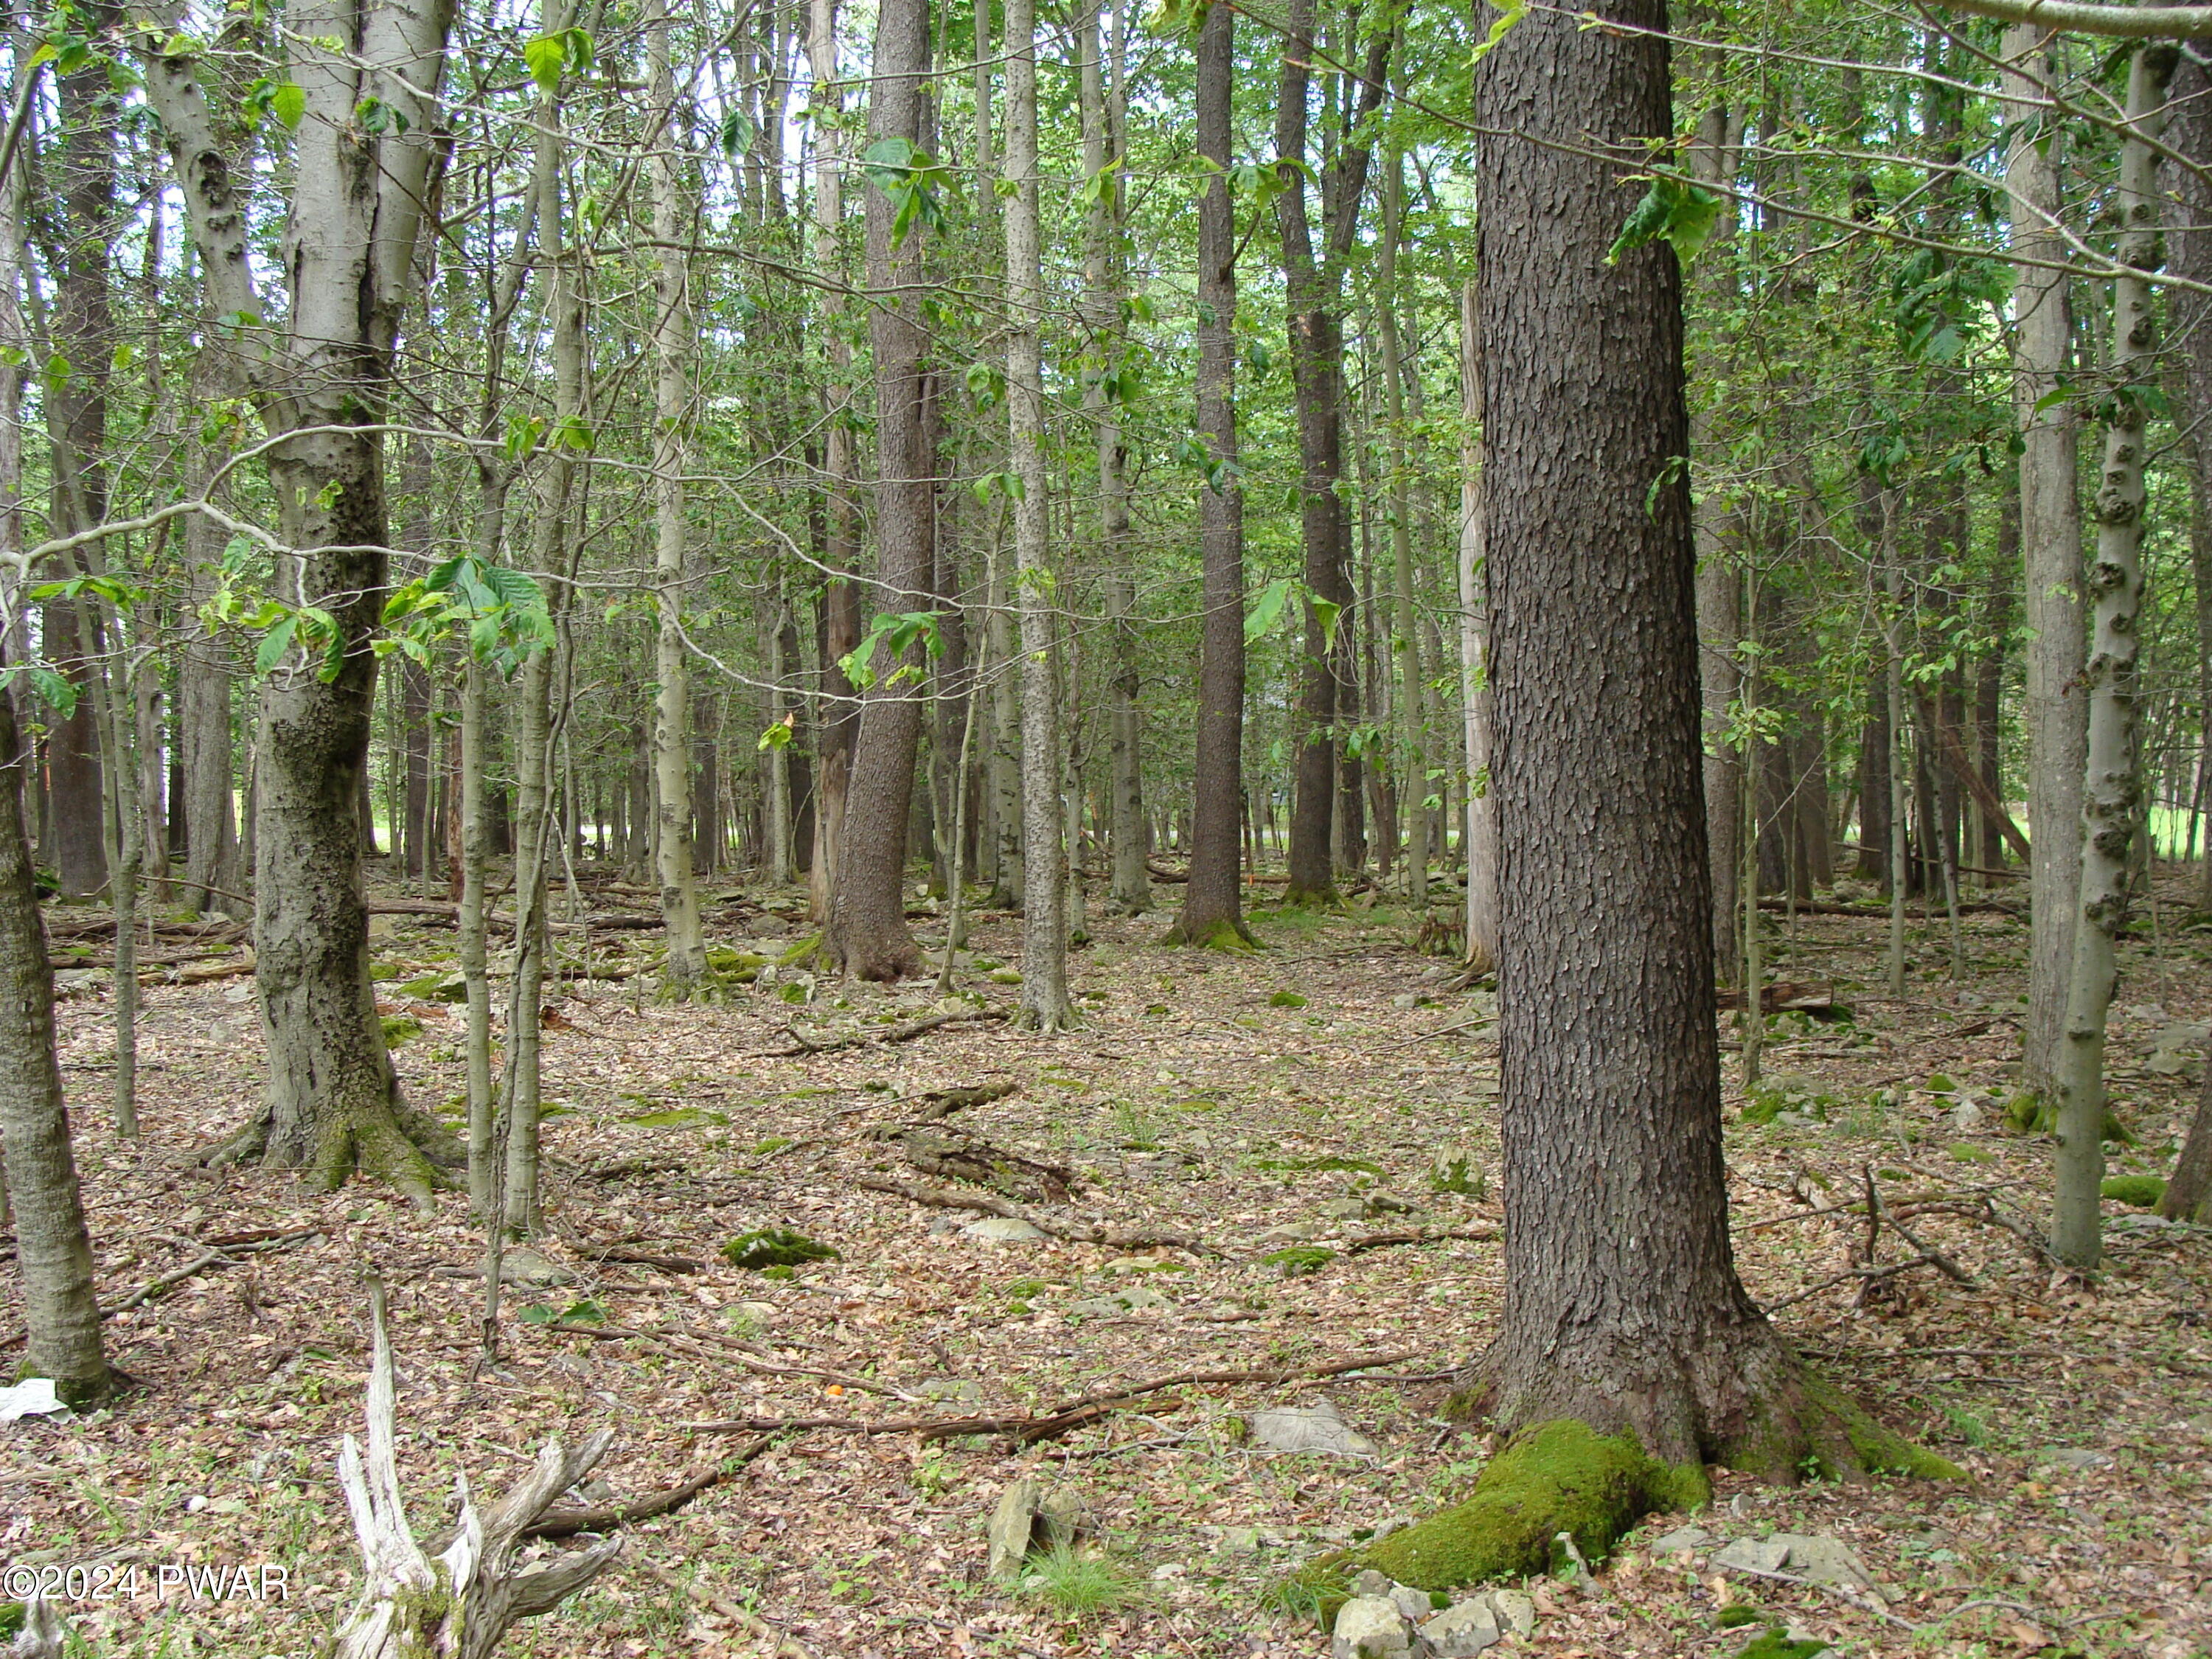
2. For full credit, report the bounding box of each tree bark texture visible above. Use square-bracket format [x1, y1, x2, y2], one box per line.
[2051, 45, 2173, 1271]
[1166, 0, 1251, 948]
[827, 0, 933, 980]
[1474, 0, 1832, 1470]
[2003, 22, 2088, 1099]
[0, 690, 111, 1404]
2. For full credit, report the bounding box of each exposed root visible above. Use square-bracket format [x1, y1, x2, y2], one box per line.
[1279, 884, 1344, 911]
[195, 1090, 462, 1215]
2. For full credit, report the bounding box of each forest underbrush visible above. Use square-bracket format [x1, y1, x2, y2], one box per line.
[4, 865, 2208, 1658]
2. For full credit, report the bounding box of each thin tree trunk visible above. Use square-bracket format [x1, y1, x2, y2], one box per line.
[0, 689, 111, 1404]
[1380, 145, 1428, 911]
[1458, 279, 1498, 971]
[2052, 45, 2174, 1272]
[648, 0, 706, 993]
[2003, 21, 2088, 1102]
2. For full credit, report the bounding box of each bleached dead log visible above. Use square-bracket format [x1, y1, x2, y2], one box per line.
[332, 1277, 622, 1658]
[10, 1594, 64, 1658]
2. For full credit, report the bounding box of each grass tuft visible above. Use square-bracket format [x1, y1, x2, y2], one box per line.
[1019, 1545, 1141, 1619]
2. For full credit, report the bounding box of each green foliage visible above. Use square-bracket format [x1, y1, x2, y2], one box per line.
[1267, 989, 1309, 1008]
[1735, 1629, 1829, 1659]
[723, 1228, 840, 1270]
[1608, 177, 1722, 267]
[1018, 1545, 1141, 1619]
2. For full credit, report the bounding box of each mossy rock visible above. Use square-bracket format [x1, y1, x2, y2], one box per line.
[1736, 1630, 1829, 1659]
[627, 1107, 728, 1130]
[396, 970, 467, 1002]
[705, 945, 768, 983]
[2101, 1174, 2166, 1208]
[1269, 990, 1310, 1009]
[1946, 1141, 1993, 1164]
[380, 1014, 424, 1048]
[723, 1228, 839, 1270]
[1262, 1246, 1337, 1277]
[1356, 1420, 1703, 1592]
[778, 933, 826, 969]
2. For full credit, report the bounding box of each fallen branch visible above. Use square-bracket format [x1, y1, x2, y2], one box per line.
[1717, 1559, 1914, 1630]
[1342, 1224, 1500, 1253]
[524, 1453, 745, 1539]
[855, 1172, 1207, 1252]
[679, 1349, 1419, 1443]
[892, 1129, 1077, 1203]
[905, 1080, 1020, 1123]
[754, 1006, 1010, 1058]
[1715, 981, 1837, 1015]
[585, 1247, 705, 1274]
[543, 1321, 921, 1399]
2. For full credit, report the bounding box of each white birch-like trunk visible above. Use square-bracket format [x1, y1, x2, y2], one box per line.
[2052, 45, 2174, 1270]
[649, 0, 706, 991]
[1380, 149, 1427, 907]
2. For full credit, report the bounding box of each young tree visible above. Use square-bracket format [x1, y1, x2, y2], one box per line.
[0, 686, 111, 1405]
[1164, 0, 1253, 950]
[1005, 0, 1074, 1028]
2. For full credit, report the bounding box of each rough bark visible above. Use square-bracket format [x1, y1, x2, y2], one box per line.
[2003, 22, 2088, 1099]
[2051, 46, 2173, 1271]
[825, 0, 934, 980]
[2171, 51, 2212, 911]
[1458, 280, 1498, 971]
[1164, 0, 1252, 949]
[1004, 0, 1072, 1027]
[150, 0, 462, 1200]
[0, 689, 111, 1405]
[1469, 0, 1916, 1475]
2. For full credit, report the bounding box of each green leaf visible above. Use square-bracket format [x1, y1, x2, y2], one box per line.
[524, 33, 567, 91]
[1470, 0, 1526, 67]
[1245, 577, 1293, 644]
[254, 615, 299, 675]
[1310, 595, 1342, 655]
[1607, 177, 1720, 268]
[271, 81, 306, 130]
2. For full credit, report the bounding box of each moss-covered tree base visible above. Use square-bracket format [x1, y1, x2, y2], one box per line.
[1280, 1385, 1957, 1624]
[197, 1091, 464, 1214]
[1159, 915, 1261, 950]
[1279, 883, 1345, 912]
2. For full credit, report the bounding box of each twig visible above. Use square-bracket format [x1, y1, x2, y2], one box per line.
[679, 1349, 1420, 1442]
[1717, 1561, 1914, 1628]
[543, 1321, 922, 1399]
[753, 1006, 1010, 1057]
[1341, 1225, 1499, 1253]
[641, 1557, 812, 1658]
[524, 1448, 756, 1539]
[1756, 1254, 1943, 1315]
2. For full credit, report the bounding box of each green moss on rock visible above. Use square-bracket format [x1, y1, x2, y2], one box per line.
[722, 1228, 839, 1270]
[1360, 1420, 1688, 1590]
[1262, 1246, 1337, 1276]
[2101, 1174, 2166, 1208]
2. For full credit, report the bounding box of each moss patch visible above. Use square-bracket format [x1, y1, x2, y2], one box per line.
[1262, 1246, 1337, 1277]
[1357, 1420, 1688, 1591]
[722, 1228, 839, 1270]
[2101, 1174, 2166, 1208]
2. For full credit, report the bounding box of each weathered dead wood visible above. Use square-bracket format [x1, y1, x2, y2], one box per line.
[905, 1079, 1020, 1123]
[679, 1349, 1419, 1443]
[854, 1172, 1207, 1252]
[1341, 1224, 1499, 1253]
[1713, 981, 1837, 1015]
[523, 1447, 757, 1539]
[332, 1277, 621, 1659]
[10, 1593, 65, 1657]
[585, 1246, 705, 1273]
[641, 1558, 812, 1658]
[891, 1127, 1076, 1202]
[543, 1320, 920, 1399]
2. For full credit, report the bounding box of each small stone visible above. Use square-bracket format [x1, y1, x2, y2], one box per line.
[917, 1378, 984, 1404]
[1151, 1562, 1187, 1582]
[2037, 1445, 2115, 1471]
[1352, 1570, 1393, 1599]
[1729, 1492, 1756, 1517]
[1389, 1582, 1434, 1624]
[963, 1216, 1048, 1242]
[1332, 1596, 1411, 1659]
[1712, 1536, 1791, 1575]
[1219, 1525, 1262, 1554]
[1489, 1589, 1537, 1637]
[987, 1479, 1044, 1582]
[1770, 1534, 1874, 1590]
[1253, 1222, 1316, 1243]
[1416, 1596, 1500, 1658]
[1947, 1098, 1986, 1133]
[1318, 1197, 1370, 1222]
[1250, 1399, 1381, 1458]
[498, 1246, 574, 1287]
[1648, 1525, 1714, 1557]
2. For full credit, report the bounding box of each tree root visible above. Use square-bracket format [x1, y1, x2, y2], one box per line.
[194, 1089, 464, 1214]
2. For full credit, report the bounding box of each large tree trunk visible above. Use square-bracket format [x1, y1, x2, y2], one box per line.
[2003, 21, 2087, 1102]
[0, 691, 111, 1405]
[2169, 52, 2212, 911]
[1470, 0, 1886, 1473]
[1164, 0, 1251, 949]
[2051, 45, 2173, 1272]
[826, 0, 933, 980]
[151, 0, 461, 1201]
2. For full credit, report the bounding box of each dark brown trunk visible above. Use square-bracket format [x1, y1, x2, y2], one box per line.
[1166, 0, 1251, 947]
[1473, 0, 1835, 1472]
[827, 0, 933, 978]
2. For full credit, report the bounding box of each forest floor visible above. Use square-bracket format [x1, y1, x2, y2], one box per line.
[5, 864, 2211, 1659]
